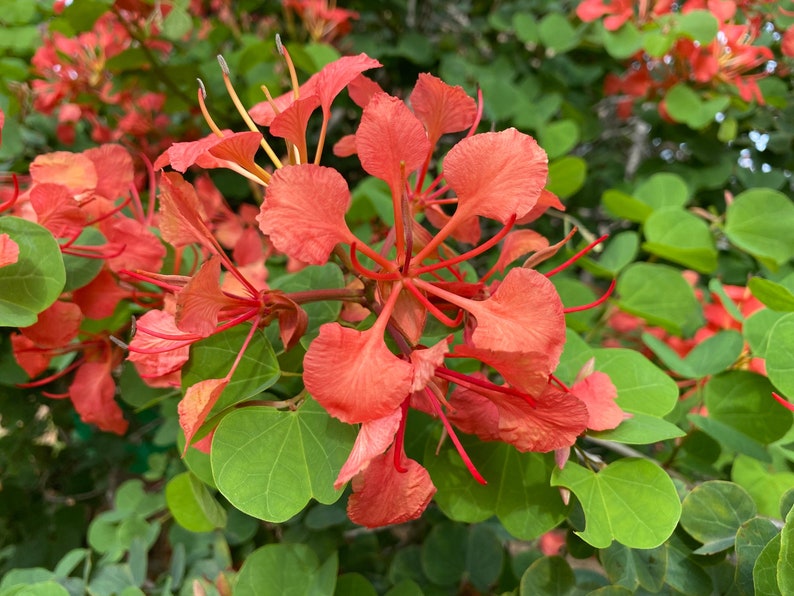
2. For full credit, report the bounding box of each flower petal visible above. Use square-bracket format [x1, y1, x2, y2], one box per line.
[571, 371, 623, 431]
[257, 164, 353, 264]
[178, 378, 228, 454]
[315, 54, 382, 114]
[347, 447, 436, 528]
[444, 128, 548, 224]
[335, 409, 402, 489]
[303, 323, 413, 424]
[159, 171, 214, 250]
[356, 93, 430, 196]
[410, 73, 477, 146]
[175, 256, 237, 336]
[0, 233, 19, 268]
[69, 360, 128, 435]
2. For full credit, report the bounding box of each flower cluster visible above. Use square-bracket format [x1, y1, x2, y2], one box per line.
[144, 42, 623, 527]
[577, 0, 790, 116]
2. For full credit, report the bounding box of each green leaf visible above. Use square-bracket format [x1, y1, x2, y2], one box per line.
[680, 481, 757, 553]
[725, 189, 794, 269]
[753, 534, 782, 595]
[519, 556, 575, 595]
[161, 7, 192, 40]
[538, 120, 580, 159]
[0, 0, 37, 24]
[592, 231, 639, 276]
[663, 534, 714, 595]
[334, 573, 377, 596]
[643, 30, 675, 57]
[642, 208, 717, 273]
[780, 505, 794, 593]
[735, 517, 780, 596]
[588, 413, 685, 444]
[181, 325, 280, 415]
[211, 398, 356, 522]
[303, 42, 342, 70]
[599, 542, 667, 592]
[546, 156, 587, 199]
[602, 189, 653, 223]
[602, 22, 643, 59]
[749, 278, 794, 312]
[732, 456, 794, 518]
[591, 348, 679, 417]
[709, 278, 745, 323]
[513, 14, 539, 44]
[664, 84, 727, 128]
[644, 330, 743, 379]
[550, 459, 681, 548]
[270, 263, 345, 346]
[744, 308, 786, 359]
[538, 13, 579, 53]
[425, 439, 568, 540]
[688, 414, 771, 462]
[635, 173, 690, 210]
[617, 263, 704, 336]
[0, 217, 66, 327]
[420, 522, 502, 590]
[165, 472, 227, 532]
[767, 313, 794, 399]
[235, 544, 333, 596]
[675, 10, 719, 43]
[705, 371, 792, 445]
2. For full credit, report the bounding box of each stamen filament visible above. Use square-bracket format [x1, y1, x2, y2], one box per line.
[350, 244, 401, 281]
[197, 82, 225, 138]
[393, 398, 410, 473]
[563, 279, 616, 313]
[544, 234, 609, 278]
[403, 280, 463, 327]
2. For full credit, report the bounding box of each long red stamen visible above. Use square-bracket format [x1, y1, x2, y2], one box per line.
[393, 398, 411, 473]
[549, 374, 571, 392]
[544, 234, 609, 278]
[563, 279, 616, 313]
[773, 392, 794, 412]
[133, 323, 203, 342]
[349, 243, 401, 281]
[16, 358, 84, 388]
[0, 174, 20, 213]
[83, 195, 133, 226]
[436, 366, 537, 407]
[424, 387, 486, 484]
[403, 280, 464, 327]
[412, 215, 516, 276]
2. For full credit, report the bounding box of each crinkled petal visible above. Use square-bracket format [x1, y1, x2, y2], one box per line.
[356, 93, 430, 196]
[496, 386, 588, 452]
[176, 256, 237, 336]
[494, 229, 549, 273]
[303, 323, 413, 424]
[444, 128, 548, 224]
[270, 95, 321, 155]
[347, 73, 384, 108]
[11, 333, 52, 378]
[154, 130, 233, 172]
[572, 371, 624, 431]
[159, 171, 214, 250]
[335, 409, 402, 489]
[69, 360, 128, 435]
[465, 268, 565, 367]
[72, 269, 127, 320]
[84, 144, 134, 201]
[99, 216, 166, 273]
[410, 73, 477, 146]
[29, 183, 86, 238]
[128, 309, 192, 381]
[207, 131, 265, 177]
[257, 164, 353, 265]
[452, 344, 552, 394]
[410, 337, 450, 392]
[30, 151, 98, 198]
[21, 301, 83, 349]
[516, 188, 565, 225]
[347, 447, 436, 528]
[0, 233, 19, 268]
[446, 383, 502, 442]
[316, 54, 382, 114]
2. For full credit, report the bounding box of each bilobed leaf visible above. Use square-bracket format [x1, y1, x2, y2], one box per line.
[592, 231, 639, 276]
[748, 277, 794, 312]
[705, 371, 792, 445]
[538, 120, 579, 159]
[683, 330, 744, 378]
[766, 313, 794, 399]
[165, 472, 227, 532]
[744, 309, 786, 358]
[0, 216, 66, 327]
[602, 22, 643, 58]
[519, 556, 575, 596]
[513, 13, 539, 44]
[680, 481, 756, 553]
[181, 325, 280, 415]
[725, 189, 794, 269]
[588, 413, 685, 444]
[634, 173, 690, 210]
[538, 13, 579, 53]
[642, 207, 717, 273]
[211, 398, 356, 522]
[675, 10, 719, 43]
[235, 543, 329, 596]
[546, 156, 586, 199]
[732, 456, 794, 518]
[735, 517, 779, 596]
[424, 437, 568, 540]
[753, 534, 782, 595]
[780, 505, 794, 593]
[550, 459, 681, 548]
[602, 189, 653, 223]
[617, 263, 704, 336]
[591, 348, 679, 417]
[599, 542, 667, 592]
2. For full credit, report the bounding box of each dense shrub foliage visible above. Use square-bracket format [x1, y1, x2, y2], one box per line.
[1, 1, 794, 594]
